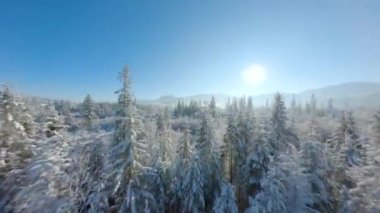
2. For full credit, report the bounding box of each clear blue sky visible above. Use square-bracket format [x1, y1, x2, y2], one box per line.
[1, 0, 379, 101]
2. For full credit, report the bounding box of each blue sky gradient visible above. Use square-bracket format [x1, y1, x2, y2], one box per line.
[1, 0, 379, 101]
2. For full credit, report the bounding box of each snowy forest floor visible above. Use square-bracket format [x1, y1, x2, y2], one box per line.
[0, 131, 112, 212]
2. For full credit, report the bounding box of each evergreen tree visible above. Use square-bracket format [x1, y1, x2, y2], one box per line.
[270, 93, 299, 155]
[209, 96, 217, 118]
[245, 159, 288, 213]
[82, 94, 95, 129]
[175, 124, 193, 175]
[301, 140, 339, 212]
[310, 93, 317, 115]
[173, 124, 193, 208]
[213, 182, 238, 213]
[235, 97, 255, 208]
[244, 118, 272, 197]
[290, 94, 296, 112]
[221, 110, 238, 183]
[327, 112, 347, 153]
[73, 141, 108, 212]
[44, 107, 63, 137]
[155, 109, 171, 162]
[327, 99, 334, 115]
[196, 112, 221, 210]
[339, 111, 366, 167]
[110, 66, 154, 212]
[0, 86, 32, 179]
[180, 157, 205, 213]
[174, 100, 183, 117]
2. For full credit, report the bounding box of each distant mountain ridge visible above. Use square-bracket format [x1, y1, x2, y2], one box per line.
[138, 82, 380, 108]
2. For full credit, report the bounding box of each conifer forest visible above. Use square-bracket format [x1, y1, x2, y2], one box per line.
[0, 66, 379, 213]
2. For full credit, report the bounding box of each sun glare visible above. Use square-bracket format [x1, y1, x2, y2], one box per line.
[242, 64, 267, 86]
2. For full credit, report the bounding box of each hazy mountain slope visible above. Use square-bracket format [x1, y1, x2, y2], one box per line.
[138, 82, 380, 108]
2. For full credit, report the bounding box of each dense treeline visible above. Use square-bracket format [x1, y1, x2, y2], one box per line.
[0, 66, 380, 212]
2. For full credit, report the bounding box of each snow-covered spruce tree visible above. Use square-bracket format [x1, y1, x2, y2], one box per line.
[310, 93, 317, 116]
[290, 94, 296, 114]
[327, 99, 335, 116]
[174, 100, 184, 118]
[246, 153, 314, 213]
[338, 111, 380, 212]
[196, 112, 222, 211]
[154, 108, 171, 163]
[209, 96, 217, 118]
[339, 111, 366, 168]
[213, 182, 238, 213]
[222, 96, 256, 210]
[327, 112, 347, 153]
[72, 140, 109, 212]
[148, 107, 173, 212]
[180, 156, 205, 213]
[43, 105, 64, 138]
[328, 112, 366, 188]
[235, 96, 255, 208]
[244, 117, 272, 198]
[221, 109, 237, 183]
[0, 86, 32, 179]
[245, 157, 288, 213]
[172, 123, 194, 211]
[20, 104, 35, 138]
[270, 92, 299, 156]
[301, 140, 340, 212]
[247, 96, 253, 115]
[82, 94, 95, 130]
[109, 66, 155, 212]
[174, 123, 193, 182]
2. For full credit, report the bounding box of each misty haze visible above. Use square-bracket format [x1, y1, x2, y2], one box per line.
[1, 1, 380, 213]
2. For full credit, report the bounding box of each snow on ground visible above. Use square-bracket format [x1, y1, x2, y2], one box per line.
[0, 131, 112, 213]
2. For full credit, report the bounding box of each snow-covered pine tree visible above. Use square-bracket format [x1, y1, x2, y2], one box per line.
[213, 182, 238, 213]
[245, 158, 288, 213]
[244, 117, 272, 197]
[174, 123, 193, 180]
[18, 102, 35, 138]
[44, 106, 64, 138]
[327, 112, 347, 153]
[290, 94, 296, 113]
[246, 153, 314, 213]
[109, 65, 155, 212]
[310, 93, 317, 116]
[154, 108, 172, 163]
[339, 111, 366, 168]
[327, 111, 366, 200]
[235, 96, 256, 208]
[72, 140, 109, 212]
[337, 111, 380, 212]
[209, 96, 217, 118]
[172, 124, 193, 210]
[180, 156, 205, 213]
[270, 92, 299, 155]
[196, 112, 221, 210]
[0, 86, 32, 179]
[147, 107, 173, 212]
[221, 108, 238, 183]
[247, 95, 253, 112]
[301, 140, 340, 212]
[231, 98, 239, 116]
[327, 99, 334, 116]
[82, 94, 95, 130]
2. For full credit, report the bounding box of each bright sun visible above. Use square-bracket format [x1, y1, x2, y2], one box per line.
[242, 64, 266, 86]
